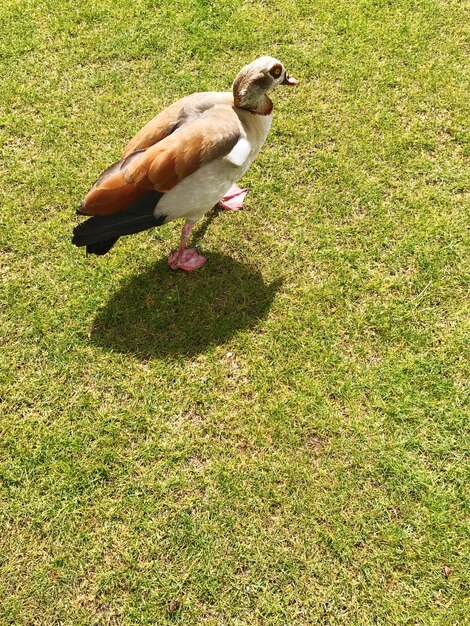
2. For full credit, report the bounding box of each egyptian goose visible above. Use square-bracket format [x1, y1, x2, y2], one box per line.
[72, 56, 297, 271]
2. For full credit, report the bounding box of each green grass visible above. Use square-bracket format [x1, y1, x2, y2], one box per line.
[1, 0, 469, 623]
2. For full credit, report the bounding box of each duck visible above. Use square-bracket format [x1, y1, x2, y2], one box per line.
[72, 56, 297, 271]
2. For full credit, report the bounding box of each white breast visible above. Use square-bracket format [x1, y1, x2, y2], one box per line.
[236, 110, 273, 176]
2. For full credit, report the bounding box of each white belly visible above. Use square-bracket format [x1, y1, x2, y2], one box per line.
[155, 111, 273, 224]
[155, 159, 244, 223]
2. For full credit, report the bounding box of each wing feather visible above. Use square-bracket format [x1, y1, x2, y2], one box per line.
[81, 104, 241, 216]
[121, 92, 234, 157]
[124, 105, 242, 192]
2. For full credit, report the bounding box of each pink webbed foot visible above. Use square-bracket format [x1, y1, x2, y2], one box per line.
[218, 184, 248, 211]
[168, 247, 207, 271]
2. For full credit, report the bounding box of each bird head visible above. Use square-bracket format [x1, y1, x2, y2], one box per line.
[232, 56, 297, 112]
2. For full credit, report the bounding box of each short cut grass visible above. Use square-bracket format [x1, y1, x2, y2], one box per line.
[0, 0, 469, 624]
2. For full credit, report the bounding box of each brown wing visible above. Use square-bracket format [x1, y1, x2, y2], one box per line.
[81, 105, 241, 216]
[124, 105, 242, 191]
[79, 150, 148, 216]
[121, 91, 234, 158]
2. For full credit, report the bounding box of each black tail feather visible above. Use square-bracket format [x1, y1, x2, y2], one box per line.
[72, 190, 166, 256]
[86, 237, 120, 255]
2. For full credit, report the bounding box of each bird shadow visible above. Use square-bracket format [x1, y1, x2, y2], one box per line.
[90, 251, 282, 359]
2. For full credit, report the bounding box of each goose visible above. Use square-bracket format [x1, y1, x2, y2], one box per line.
[72, 56, 297, 271]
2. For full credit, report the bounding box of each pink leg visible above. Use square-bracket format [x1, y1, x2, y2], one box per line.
[218, 184, 248, 211]
[168, 222, 207, 271]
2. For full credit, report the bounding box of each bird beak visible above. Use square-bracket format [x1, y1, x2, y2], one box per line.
[282, 73, 298, 86]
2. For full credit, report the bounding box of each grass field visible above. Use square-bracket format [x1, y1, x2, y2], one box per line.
[1, 0, 469, 623]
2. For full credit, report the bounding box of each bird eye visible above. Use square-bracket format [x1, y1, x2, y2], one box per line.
[270, 64, 282, 78]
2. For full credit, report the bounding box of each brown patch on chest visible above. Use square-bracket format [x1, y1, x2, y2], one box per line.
[252, 96, 273, 116]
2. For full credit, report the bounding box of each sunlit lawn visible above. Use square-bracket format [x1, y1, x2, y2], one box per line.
[0, 0, 468, 623]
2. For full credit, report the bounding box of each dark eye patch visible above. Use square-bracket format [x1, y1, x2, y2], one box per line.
[269, 64, 283, 78]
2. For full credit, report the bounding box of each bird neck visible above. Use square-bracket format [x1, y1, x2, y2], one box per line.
[232, 73, 274, 115]
[234, 92, 273, 115]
